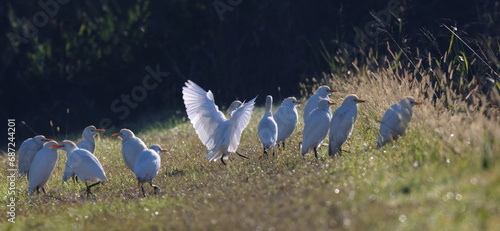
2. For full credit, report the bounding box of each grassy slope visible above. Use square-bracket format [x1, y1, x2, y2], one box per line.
[1, 70, 500, 231]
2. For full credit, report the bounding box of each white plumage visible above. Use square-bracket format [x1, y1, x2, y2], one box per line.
[63, 125, 105, 182]
[258, 95, 278, 156]
[303, 86, 338, 122]
[227, 100, 242, 117]
[274, 97, 304, 147]
[51, 140, 107, 196]
[18, 135, 54, 178]
[377, 97, 424, 147]
[329, 94, 366, 156]
[76, 125, 105, 153]
[112, 128, 148, 171]
[301, 99, 335, 158]
[28, 141, 59, 194]
[182, 80, 256, 164]
[134, 144, 167, 196]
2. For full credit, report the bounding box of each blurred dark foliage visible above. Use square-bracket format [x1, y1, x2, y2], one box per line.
[0, 0, 499, 139]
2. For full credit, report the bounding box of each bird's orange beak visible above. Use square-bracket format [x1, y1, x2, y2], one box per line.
[111, 133, 121, 136]
[413, 102, 424, 105]
[160, 149, 168, 153]
[328, 90, 339, 93]
[294, 101, 305, 104]
[95, 129, 105, 132]
[50, 144, 64, 149]
[44, 138, 55, 142]
[329, 102, 337, 105]
[355, 99, 367, 103]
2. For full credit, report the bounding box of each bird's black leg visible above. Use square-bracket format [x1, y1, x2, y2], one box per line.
[236, 152, 249, 159]
[36, 186, 40, 194]
[314, 147, 318, 159]
[283, 141, 286, 149]
[141, 183, 146, 197]
[150, 181, 160, 195]
[220, 155, 227, 165]
[72, 174, 79, 184]
[42, 187, 46, 194]
[86, 181, 101, 197]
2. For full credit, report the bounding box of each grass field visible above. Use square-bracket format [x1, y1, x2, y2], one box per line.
[2, 65, 500, 230]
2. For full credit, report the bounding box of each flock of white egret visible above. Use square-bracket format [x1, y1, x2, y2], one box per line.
[18, 80, 423, 197]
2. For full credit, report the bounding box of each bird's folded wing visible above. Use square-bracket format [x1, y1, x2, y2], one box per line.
[182, 80, 226, 150]
[18, 139, 34, 175]
[228, 96, 257, 152]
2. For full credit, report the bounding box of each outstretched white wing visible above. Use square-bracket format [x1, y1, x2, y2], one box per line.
[228, 96, 257, 152]
[182, 80, 227, 150]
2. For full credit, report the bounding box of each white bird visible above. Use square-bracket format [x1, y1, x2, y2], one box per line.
[112, 128, 148, 171]
[258, 95, 278, 156]
[134, 144, 167, 196]
[328, 94, 366, 156]
[63, 125, 105, 182]
[301, 99, 336, 158]
[227, 100, 242, 116]
[377, 97, 424, 147]
[182, 80, 257, 164]
[28, 141, 59, 194]
[274, 97, 304, 148]
[18, 135, 54, 178]
[76, 125, 106, 153]
[303, 86, 338, 122]
[50, 140, 107, 196]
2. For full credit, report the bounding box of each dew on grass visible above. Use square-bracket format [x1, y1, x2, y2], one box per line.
[334, 188, 340, 194]
[443, 192, 454, 201]
[343, 218, 351, 228]
[470, 177, 477, 185]
[398, 214, 407, 223]
[455, 194, 463, 201]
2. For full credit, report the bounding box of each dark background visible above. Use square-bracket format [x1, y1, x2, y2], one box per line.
[1, 0, 499, 140]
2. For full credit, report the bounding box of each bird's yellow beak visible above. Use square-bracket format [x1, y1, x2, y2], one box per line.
[50, 144, 64, 149]
[111, 133, 121, 136]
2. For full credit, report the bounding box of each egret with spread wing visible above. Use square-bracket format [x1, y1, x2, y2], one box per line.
[182, 80, 257, 164]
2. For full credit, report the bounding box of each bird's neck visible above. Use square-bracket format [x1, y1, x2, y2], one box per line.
[265, 103, 272, 115]
[83, 133, 96, 143]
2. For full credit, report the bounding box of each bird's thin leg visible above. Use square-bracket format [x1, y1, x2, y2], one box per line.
[220, 155, 227, 165]
[262, 144, 268, 157]
[86, 181, 101, 197]
[141, 183, 146, 197]
[35, 186, 40, 194]
[314, 147, 318, 159]
[150, 181, 160, 195]
[272, 148, 275, 156]
[236, 152, 249, 159]
[42, 187, 46, 194]
[72, 175, 79, 184]
[283, 141, 286, 149]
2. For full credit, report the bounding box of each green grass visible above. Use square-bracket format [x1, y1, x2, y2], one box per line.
[1, 69, 500, 230]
